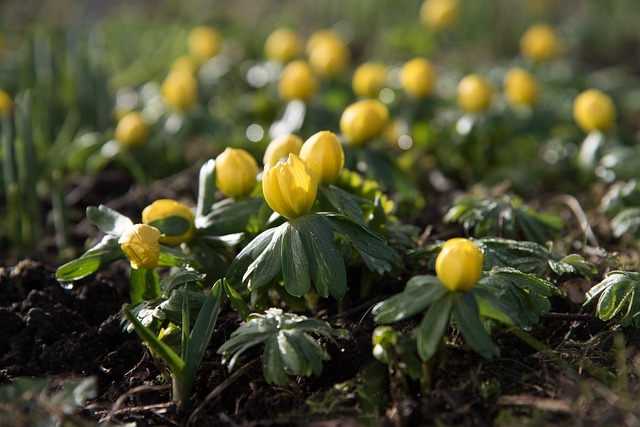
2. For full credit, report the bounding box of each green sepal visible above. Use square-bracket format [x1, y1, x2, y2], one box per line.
[130, 268, 161, 304]
[372, 275, 448, 323]
[417, 292, 454, 361]
[453, 292, 500, 359]
[86, 205, 134, 236]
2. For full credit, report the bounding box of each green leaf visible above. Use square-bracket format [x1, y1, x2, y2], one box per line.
[281, 223, 311, 297]
[417, 292, 454, 361]
[584, 271, 640, 326]
[160, 270, 206, 295]
[453, 292, 500, 359]
[227, 226, 278, 286]
[86, 205, 134, 236]
[472, 287, 516, 326]
[196, 159, 216, 219]
[130, 268, 161, 304]
[147, 216, 190, 237]
[223, 278, 251, 319]
[198, 197, 265, 234]
[318, 185, 366, 223]
[158, 245, 199, 268]
[263, 337, 287, 385]
[56, 249, 125, 281]
[610, 207, 640, 238]
[372, 276, 448, 323]
[244, 223, 286, 290]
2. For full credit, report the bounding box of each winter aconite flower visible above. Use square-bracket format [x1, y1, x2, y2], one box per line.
[263, 134, 303, 167]
[264, 28, 302, 63]
[215, 147, 259, 199]
[119, 224, 161, 270]
[278, 60, 317, 102]
[114, 111, 148, 149]
[306, 30, 350, 79]
[142, 199, 195, 245]
[457, 74, 493, 113]
[352, 62, 388, 99]
[0, 89, 12, 116]
[503, 67, 539, 107]
[435, 238, 483, 292]
[419, 0, 460, 32]
[400, 58, 437, 99]
[520, 23, 562, 63]
[340, 99, 389, 146]
[262, 154, 317, 219]
[299, 130, 344, 185]
[161, 70, 198, 112]
[573, 89, 616, 133]
[187, 26, 222, 62]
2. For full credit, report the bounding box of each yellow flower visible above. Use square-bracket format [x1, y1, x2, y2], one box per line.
[352, 62, 388, 99]
[278, 60, 317, 102]
[263, 134, 303, 167]
[263, 154, 317, 220]
[187, 26, 222, 61]
[215, 147, 259, 199]
[299, 130, 344, 185]
[400, 58, 437, 99]
[161, 70, 199, 112]
[306, 31, 350, 79]
[264, 28, 302, 63]
[457, 74, 493, 113]
[519, 23, 562, 62]
[119, 224, 161, 270]
[0, 89, 12, 116]
[114, 111, 148, 149]
[503, 67, 539, 107]
[573, 89, 616, 133]
[435, 238, 483, 292]
[142, 199, 195, 246]
[419, 0, 460, 32]
[171, 55, 200, 74]
[340, 99, 389, 146]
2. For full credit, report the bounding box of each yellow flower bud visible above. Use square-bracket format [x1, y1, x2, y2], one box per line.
[299, 130, 344, 185]
[352, 62, 388, 99]
[215, 147, 259, 199]
[573, 89, 616, 133]
[457, 74, 493, 113]
[119, 224, 161, 270]
[114, 111, 148, 149]
[419, 0, 460, 32]
[263, 134, 303, 167]
[400, 58, 437, 99]
[340, 99, 389, 146]
[142, 199, 195, 246]
[161, 70, 198, 112]
[264, 28, 302, 63]
[503, 67, 539, 107]
[0, 89, 12, 116]
[519, 23, 562, 62]
[435, 238, 483, 292]
[278, 60, 318, 102]
[187, 26, 222, 61]
[263, 154, 317, 220]
[306, 32, 350, 79]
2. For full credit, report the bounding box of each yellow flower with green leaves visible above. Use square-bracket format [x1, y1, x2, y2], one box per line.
[263, 134, 303, 167]
[264, 28, 301, 63]
[352, 62, 388, 99]
[262, 154, 317, 219]
[0, 89, 12, 116]
[340, 99, 389, 146]
[216, 147, 259, 199]
[299, 131, 344, 185]
[573, 89, 616, 133]
[457, 74, 493, 113]
[161, 70, 198, 112]
[520, 23, 562, 62]
[278, 60, 317, 102]
[119, 224, 161, 270]
[435, 238, 483, 292]
[142, 199, 195, 246]
[187, 26, 222, 61]
[306, 30, 350, 79]
[114, 111, 148, 149]
[419, 0, 460, 32]
[400, 58, 437, 99]
[503, 67, 539, 107]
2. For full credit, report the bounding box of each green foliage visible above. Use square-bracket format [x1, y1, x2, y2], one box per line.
[218, 308, 348, 385]
[584, 271, 640, 327]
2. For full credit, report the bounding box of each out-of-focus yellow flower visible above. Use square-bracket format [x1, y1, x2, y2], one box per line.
[264, 28, 302, 63]
[457, 74, 493, 113]
[278, 60, 317, 102]
[352, 62, 388, 99]
[419, 0, 460, 32]
[171, 55, 200, 74]
[306, 30, 350, 79]
[142, 199, 195, 246]
[503, 67, 539, 107]
[215, 147, 259, 199]
[161, 70, 198, 112]
[340, 99, 389, 146]
[400, 58, 437, 99]
[115, 111, 148, 149]
[299, 130, 344, 185]
[0, 89, 12, 116]
[263, 154, 317, 220]
[435, 238, 483, 292]
[520, 23, 562, 62]
[573, 89, 616, 133]
[119, 224, 161, 270]
[263, 134, 303, 167]
[187, 26, 222, 62]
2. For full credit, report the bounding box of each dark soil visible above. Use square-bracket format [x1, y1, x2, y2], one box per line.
[1, 168, 640, 427]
